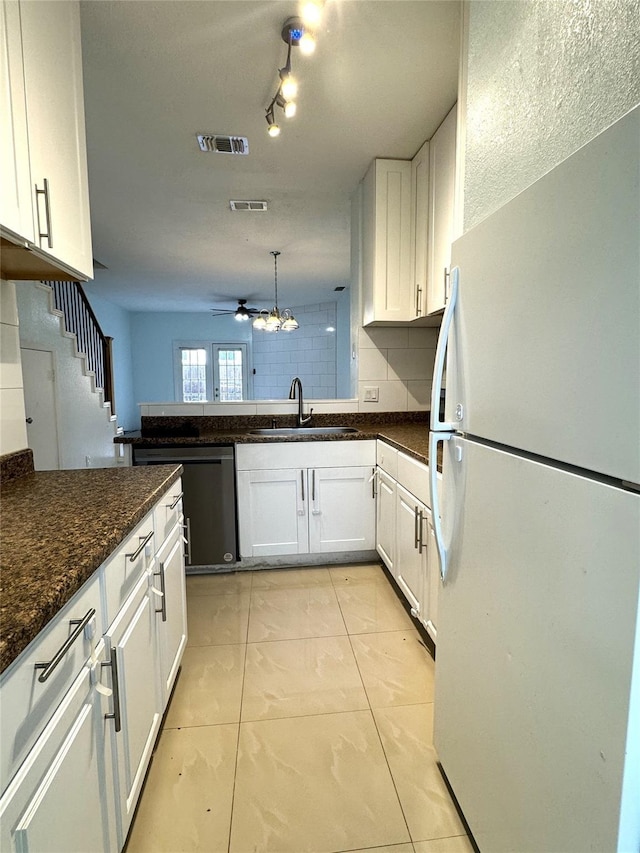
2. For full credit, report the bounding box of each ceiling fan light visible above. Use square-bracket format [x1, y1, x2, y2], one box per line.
[284, 100, 297, 118]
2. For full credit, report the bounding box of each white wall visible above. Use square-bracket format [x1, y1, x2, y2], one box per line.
[462, 0, 640, 231]
[16, 282, 118, 469]
[0, 280, 28, 455]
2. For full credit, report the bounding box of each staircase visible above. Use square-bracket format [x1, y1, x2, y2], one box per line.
[16, 281, 121, 469]
[48, 281, 116, 416]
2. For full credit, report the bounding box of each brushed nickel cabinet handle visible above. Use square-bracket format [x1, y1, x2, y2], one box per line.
[35, 178, 53, 248]
[34, 608, 96, 682]
[127, 531, 153, 562]
[102, 648, 122, 732]
[168, 492, 183, 510]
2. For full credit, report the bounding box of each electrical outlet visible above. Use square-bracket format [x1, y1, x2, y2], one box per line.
[363, 386, 379, 402]
[85, 455, 92, 467]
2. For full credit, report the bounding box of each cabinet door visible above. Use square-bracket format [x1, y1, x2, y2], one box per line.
[427, 105, 457, 315]
[410, 140, 430, 318]
[0, 0, 33, 243]
[362, 159, 413, 324]
[376, 468, 397, 574]
[19, 0, 93, 279]
[105, 571, 162, 842]
[237, 468, 309, 557]
[395, 484, 427, 615]
[309, 466, 376, 553]
[154, 524, 187, 708]
[0, 659, 117, 853]
[423, 515, 439, 642]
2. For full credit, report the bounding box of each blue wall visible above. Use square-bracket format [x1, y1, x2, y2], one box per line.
[130, 312, 252, 404]
[83, 288, 138, 431]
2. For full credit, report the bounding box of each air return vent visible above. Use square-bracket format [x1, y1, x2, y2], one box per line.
[229, 200, 268, 212]
[196, 134, 249, 155]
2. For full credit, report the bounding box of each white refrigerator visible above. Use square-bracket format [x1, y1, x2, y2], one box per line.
[428, 106, 640, 853]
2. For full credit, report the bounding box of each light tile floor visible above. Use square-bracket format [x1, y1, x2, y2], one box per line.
[126, 564, 473, 853]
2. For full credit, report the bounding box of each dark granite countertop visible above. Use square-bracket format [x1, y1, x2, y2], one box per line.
[116, 413, 438, 467]
[0, 464, 182, 674]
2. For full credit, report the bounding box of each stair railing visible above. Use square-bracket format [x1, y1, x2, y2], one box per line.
[46, 281, 116, 416]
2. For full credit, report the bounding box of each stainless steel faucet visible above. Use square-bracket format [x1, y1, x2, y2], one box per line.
[289, 377, 313, 427]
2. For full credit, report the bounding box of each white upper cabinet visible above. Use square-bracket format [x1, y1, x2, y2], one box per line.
[0, 0, 93, 281]
[427, 105, 457, 315]
[410, 140, 430, 319]
[361, 159, 413, 325]
[0, 0, 33, 244]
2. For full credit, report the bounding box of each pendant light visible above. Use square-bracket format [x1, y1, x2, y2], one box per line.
[253, 250, 298, 332]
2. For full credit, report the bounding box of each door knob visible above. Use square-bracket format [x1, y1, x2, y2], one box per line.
[26, 417, 33, 424]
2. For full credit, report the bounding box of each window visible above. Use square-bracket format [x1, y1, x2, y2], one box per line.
[173, 341, 249, 402]
[179, 347, 208, 402]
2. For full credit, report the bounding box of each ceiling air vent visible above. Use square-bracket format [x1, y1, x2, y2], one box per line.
[196, 134, 249, 155]
[229, 200, 268, 212]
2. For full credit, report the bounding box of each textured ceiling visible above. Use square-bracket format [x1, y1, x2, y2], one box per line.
[80, 0, 460, 312]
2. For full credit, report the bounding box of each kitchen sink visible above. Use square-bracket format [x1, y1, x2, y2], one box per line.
[248, 426, 359, 436]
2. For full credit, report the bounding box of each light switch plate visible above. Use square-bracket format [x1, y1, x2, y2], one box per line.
[363, 386, 379, 402]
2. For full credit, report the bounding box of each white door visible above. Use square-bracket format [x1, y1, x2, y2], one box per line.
[105, 571, 161, 843]
[435, 436, 640, 853]
[423, 517, 438, 642]
[21, 347, 60, 469]
[395, 484, 426, 614]
[237, 468, 309, 557]
[447, 106, 640, 482]
[308, 466, 375, 553]
[376, 468, 396, 573]
[212, 344, 249, 401]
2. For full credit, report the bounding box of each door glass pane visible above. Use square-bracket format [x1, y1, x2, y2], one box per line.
[216, 348, 244, 401]
[181, 348, 207, 401]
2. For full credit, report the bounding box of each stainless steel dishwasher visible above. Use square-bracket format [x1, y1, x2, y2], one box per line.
[133, 445, 238, 566]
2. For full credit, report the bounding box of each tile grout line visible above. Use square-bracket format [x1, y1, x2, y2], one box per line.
[226, 568, 253, 853]
[330, 565, 416, 849]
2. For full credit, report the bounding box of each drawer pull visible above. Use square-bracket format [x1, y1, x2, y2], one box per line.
[168, 492, 183, 510]
[102, 648, 122, 732]
[34, 608, 96, 683]
[154, 564, 167, 621]
[127, 531, 153, 562]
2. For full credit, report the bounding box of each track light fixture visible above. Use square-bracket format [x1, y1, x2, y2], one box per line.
[265, 10, 322, 137]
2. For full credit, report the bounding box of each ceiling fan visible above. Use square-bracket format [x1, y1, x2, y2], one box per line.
[210, 298, 260, 322]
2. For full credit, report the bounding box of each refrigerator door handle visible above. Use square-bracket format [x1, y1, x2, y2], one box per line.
[430, 265, 459, 432]
[429, 431, 452, 582]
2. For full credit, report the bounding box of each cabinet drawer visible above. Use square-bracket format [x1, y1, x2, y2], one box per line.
[397, 451, 430, 506]
[153, 479, 183, 547]
[237, 440, 376, 471]
[376, 440, 398, 478]
[0, 570, 102, 794]
[101, 512, 155, 629]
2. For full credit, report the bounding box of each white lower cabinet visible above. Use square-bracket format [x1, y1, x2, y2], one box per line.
[237, 468, 309, 556]
[308, 466, 375, 553]
[395, 484, 428, 616]
[0, 643, 117, 853]
[376, 443, 440, 642]
[0, 479, 187, 852]
[236, 441, 376, 559]
[154, 522, 188, 705]
[104, 570, 162, 844]
[376, 468, 396, 573]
